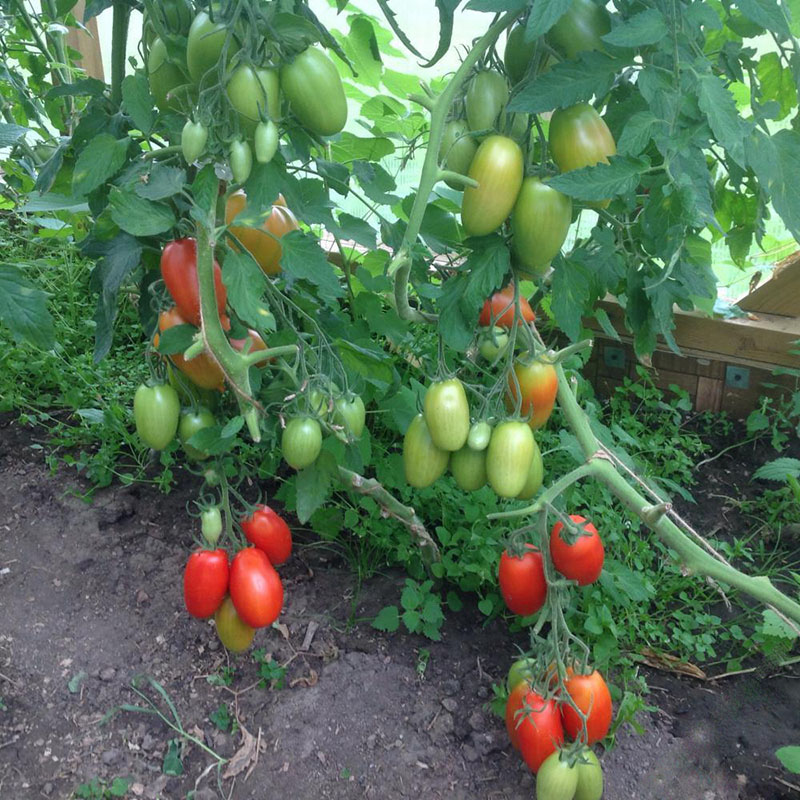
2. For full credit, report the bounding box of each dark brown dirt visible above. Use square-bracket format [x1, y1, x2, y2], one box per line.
[0, 414, 798, 800]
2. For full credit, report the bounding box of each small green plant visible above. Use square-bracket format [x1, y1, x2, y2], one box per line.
[73, 777, 130, 799]
[777, 745, 800, 775]
[206, 665, 236, 687]
[373, 578, 446, 641]
[209, 703, 236, 733]
[252, 649, 286, 689]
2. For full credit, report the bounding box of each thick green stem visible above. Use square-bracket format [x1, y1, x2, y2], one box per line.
[239, 344, 298, 368]
[390, 11, 515, 322]
[110, 2, 130, 106]
[437, 169, 479, 189]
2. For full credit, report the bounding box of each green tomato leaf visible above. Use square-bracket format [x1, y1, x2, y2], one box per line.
[548, 155, 647, 201]
[352, 160, 398, 205]
[0, 263, 55, 349]
[0, 122, 29, 147]
[756, 52, 797, 120]
[372, 605, 400, 632]
[72, 133, 129, 197]
[121, 73, 156, 134]
[34, 138, 69, 195]
[162, 738, 183, 777]
[695, 71, 751, 167]
[222, 250, 271, 328]
[602, 8, 668, 47]
[108, 187, 176, 236]
[336, 15, 383, 88]
[280, 230, 344, 305]
[336, 339, 394, 387]
[46, 77, 106, 99]
[331, 133, 395, 162]
[333, 211, 377, 249]
[616, 111, 660, 156]
[752, 457, 800, 482]
[295, 451, 337, 523]
[525, 0, 573, 40]
[135, 164, 186, 201]
[466, 0, 526, 10]
[109, 778, 131, 797]
[735, 0, 791, 37]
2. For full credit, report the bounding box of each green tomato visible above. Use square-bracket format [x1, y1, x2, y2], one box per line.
[201, 506, 223, 546]
[439, 120, 478, 190]
[144, 0, 193, 37]
[186, 11, 235, 85]
[516, 437, 544, 500]
[467, 421, 492, 451]
[449, 446, 487, 492]
[181, 120, 208, 164]
[573, 749, 604, 800]
[214, 596, 255, 652]
[282, 417, 323, 470]
[536, 751, 579, 800]
[549, 103, 616, 174]
[333, 395, 366, 438]
[178, 407, 215, 461]
[546, 0, 610, 61]
[423, 378, 471, 452]
[254, 119, 279, 164]
[306, 388, 330, 419]
[478, 326, 509, 361]
[226, 64, 280, 134]
[465, 70, 509, 135]
[133, 383, 180, 450]
[147, 37, 188, 112]
[507, 657, 536, 692]
[230, 139, 252, 184]
[280, 47, 347, 136]
[486, 420, 534, 498]
[403, 414, 449, 489]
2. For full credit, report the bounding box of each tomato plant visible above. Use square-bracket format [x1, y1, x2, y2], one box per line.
[461, 135, 524, 237]
[229, 547, 284, 628]
[465, 69, 508, 134]
[133, 383, 180, 451]
[561, 667, 613, 744]
[241, 505, 292, 566]
[449, 446, 487, 492]
[467, 420, 492, 451]
[439, 120, 477, 189]
[517, 690, 564, 773]
[574, 749, 604, 800]
[403, 414, 449, 489]
[536, 751, 578, 800]
[147, 37, 189, 112]
[423, 378, 470, 452]
[214, 596, 255, 653]
[183, 549, 229, 618]
[478, 285, 535, 328]
[230, 139, 253, 184]
[181, 120, 208, 164]
[178, 407, 215, 460]
[548, 103, 616, 176]
[200, 506, 223, 546]
[282, 417, 323, 470]
[155, 308, 225, 391]
[486, 420, 535, 498]
[498, 544, 546, 616]
[550, 515, 604, 585]
[254, 119, 279, 163]
[333, 395, 366, 438]
[186, 11, 234, 84]
[477, 326, 509, 361]
[226, 64, 280, 133]
[507, 359, 559, 430]
[225, 191, 299, 276]
[546, 0, 611, 61]
[161, 238, 226, 327]
[507, 657, 536, 692]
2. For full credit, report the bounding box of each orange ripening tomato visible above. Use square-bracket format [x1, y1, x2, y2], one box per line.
[225, 191, 299, 276]
[478, 285, 536, 328]
[561, 667, 613, 744]
[155, 307, 225, 391]
[506, 358, 558, 430]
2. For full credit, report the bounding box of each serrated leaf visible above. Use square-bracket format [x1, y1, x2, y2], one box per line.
[548, 155, 647, 201]
[0, 263, 55, 349]
[108, 187, 175, 236]
[602, 8, 668, 47]
[0, 123, 29, 147]
[336, 339, 394, 386]
[121, 73, 156, 133]
[135, 164, 186, 201]
[465, 0, 526, 9]
[736, 0, 791, 37]
[696, 72, 750, 166]
[616, 111, 659, 156]
[372, 605, 400, 632]
[46, 77, 105, 99]
[756, 52, 797, 120]
[334, 211, 377, 249]
[508, 51, 621, 114]
[222, 250, 269, 327]
[338, 15, 382, 88]
[34, 138, 69, 194]
[163, 738, 183, 776]
[295, 452, 336, 523]
[280, 230, 344, 304]
[72, 134, 129, 196]
[526, 0, 573, 39]
[190, 165, 219, 214]
[753, 457, 800, 481]
[331, 133, 395, 162]
[402, 609, 421, 632]
[551, 255, 593, 340]
[762, 609, 799, 640]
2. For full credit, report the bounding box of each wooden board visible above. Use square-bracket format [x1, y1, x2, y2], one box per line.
[66, 0, 104, 81]
[738, 250, 800, 317]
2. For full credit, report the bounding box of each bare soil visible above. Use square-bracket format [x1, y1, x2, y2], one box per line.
[0, 415, 798, 800]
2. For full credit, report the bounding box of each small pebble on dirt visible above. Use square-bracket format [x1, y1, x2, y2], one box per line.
[441, 698, 457, 712]
[99, 666, 116, 681]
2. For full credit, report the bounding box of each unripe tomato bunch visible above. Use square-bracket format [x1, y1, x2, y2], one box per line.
[183, 503, 292, 652]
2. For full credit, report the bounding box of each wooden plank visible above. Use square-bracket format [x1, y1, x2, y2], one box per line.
[738, 250, 800, 317]
[694, 358, 725, 379]
[652, 350, 697, 376]
[66, 1, 104, 81]
[649, 367, 698, 398]
[695, 376, 723, 412]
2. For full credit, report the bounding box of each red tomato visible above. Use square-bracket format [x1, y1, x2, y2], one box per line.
[155, 307, 225, 391]
[517, 690, 564, 773]
[498, 544, 547, 616]
[229, 548, 284, 628]
[561, 667, 613, 744]
[506, 358, 558, 430]
[161, 238, 226, 327]
[550, 515, 604, 585]
[505, 679, 531, 749]
[230, 329, 267, 354]
[241, 505, 292, 566]
[183, 549, 229, 618]
[478, 285, 535, 328]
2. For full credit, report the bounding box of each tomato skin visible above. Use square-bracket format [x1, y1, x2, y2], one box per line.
[282, 417, 323, 470]
[498, 544, 547, 615]
[517, 437, 544, 500]
[161, 238, 226, 327]
[546, 0, 610, 61]
[517, 691, 565, 773]
[536, 751, 579, 800]
[200, 506, 223, 546]
[183, 549, 229, 619]
[512, 178, 573, 277]
[333, 395, 366, 438]
[449, 446, 487, 492]
[178, 406, 215, 461]
[147, 37, 189, 112]
[478, 326, 509, 361]
[229, 548, 284, 628]
[508, 658, 537, 692]
[465, 70, 509, 135]
[280, 47, 347, 136]
[507, 359, 559, 430]
[225, 191, 300, 276]
[181, 120, 208, 164]
[423, 379, 470, 452]
[133, 383, 180, 450]
[403, 414, 449, 489]
[561, 668, 613, 744]
[230, 139, 253, 184]
[226, 65, 280, 134]
[439, 120, 478, 190]
[505, 679, 531, 749]
[550, 515, 604, 585]
[254, 119, 280, 164]
[504, 24, 536, 84]
[549, 103, 616, 193]
[573, 749, 603, 800]
[478, 285, 535, 328]
[241, 505, 292, 566]
[462, 135, 523, 237]
[214, 595, 255, 652]
[230, 329, 267, 355]
[186, 11, 234, 84]
[486, 420, 535, 498]
[155, 308, 225, 391]
[467, 420, 492, 451]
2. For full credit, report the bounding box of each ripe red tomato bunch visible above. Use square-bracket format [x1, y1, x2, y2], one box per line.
[182, 504, 292, 653]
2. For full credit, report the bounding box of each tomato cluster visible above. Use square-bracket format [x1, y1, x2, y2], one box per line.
[183, 504, 292, 652]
